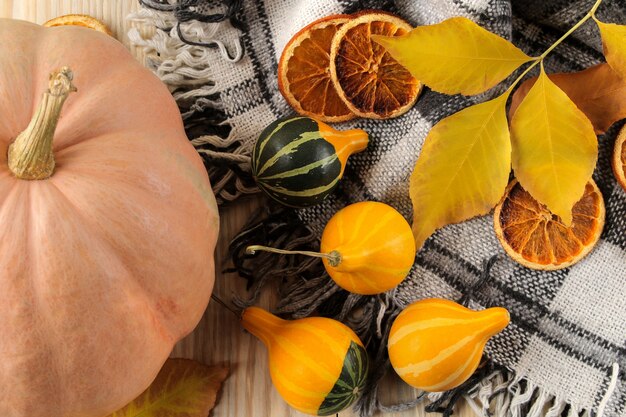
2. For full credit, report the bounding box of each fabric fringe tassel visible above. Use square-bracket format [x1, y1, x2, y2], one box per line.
[229, 204, 329, 310]
[128, 0, 257, 205]
[228, 208, 601, 417]
[425, 365, 590, 417]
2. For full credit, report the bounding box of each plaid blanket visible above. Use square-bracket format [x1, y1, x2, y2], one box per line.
[129, 0, 626, 416]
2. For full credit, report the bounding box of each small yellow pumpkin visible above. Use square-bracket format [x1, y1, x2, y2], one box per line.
[241, 307, 368, 416]
[388, 298, 509, 392]
[248, 201, 415, 294]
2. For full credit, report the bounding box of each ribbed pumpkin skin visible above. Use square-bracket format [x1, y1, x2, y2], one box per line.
[320, 201, 415, 294]
[252, 117, 368, 207]
[242, 307, 368, 415]
[0, 20, 219, 417]
[388, 299, 509, 392]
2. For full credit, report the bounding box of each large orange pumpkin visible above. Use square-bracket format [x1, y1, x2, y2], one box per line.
[0, 20, 219, 417]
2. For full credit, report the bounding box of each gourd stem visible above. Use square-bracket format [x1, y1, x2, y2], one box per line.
[241, 307, 284, 347]
[8, 67, 76, 180]
[246, 245, 342, 267]
[481, 307, 510, 338]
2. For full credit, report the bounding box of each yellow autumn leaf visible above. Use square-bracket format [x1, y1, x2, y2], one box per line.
[509, 64, 626, 135]
[411, 93, 511, 249]
[510, 66, 597, 227]
[108, 359, 229, 417]
[372, 17, 533, 95]
[595, 19, 626, 80]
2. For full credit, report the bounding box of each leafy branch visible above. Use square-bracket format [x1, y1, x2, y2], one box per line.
[373, 0, 626, 249]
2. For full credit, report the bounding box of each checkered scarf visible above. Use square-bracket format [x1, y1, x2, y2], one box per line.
[129, 1, 626, 416]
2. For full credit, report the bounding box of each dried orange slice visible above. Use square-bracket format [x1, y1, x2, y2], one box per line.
[278, 15, 355, 122]
[494, 179, 605, 270]
[613, 125, 626, 192]
[43, 14, 113, 36]
[329, 11, 422, 119]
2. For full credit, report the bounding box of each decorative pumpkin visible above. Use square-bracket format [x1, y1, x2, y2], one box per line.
[0, 20, 219, 417]
[251, 116, 368, 207]
[241, 307, 368, 416]
[248, 201, 415, 294]
[388, 299, 509, 392]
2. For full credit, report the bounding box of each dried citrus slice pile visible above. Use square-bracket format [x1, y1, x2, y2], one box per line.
[330, 12, 422, 119]
[279, 15, 354, 122]
[43, 14, 113, 36]
[613, 126, 626, 192]
[278, 11, 421, 121]
[494, 180, 605, 270]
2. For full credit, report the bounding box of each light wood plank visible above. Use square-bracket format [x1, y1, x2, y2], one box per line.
[2, 2, 477, 416]
[0, 1, 11, 18]
[0, 0, 140, 48]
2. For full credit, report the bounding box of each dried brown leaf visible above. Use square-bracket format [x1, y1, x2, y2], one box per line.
[510, 63, 626, 134]
[108, 358, 229, 417]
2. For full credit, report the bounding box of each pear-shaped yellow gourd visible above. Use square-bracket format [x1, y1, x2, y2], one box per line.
[247, 201, 415, 294]
[241, 307, 369, 416]
[388, 298, 509, 392]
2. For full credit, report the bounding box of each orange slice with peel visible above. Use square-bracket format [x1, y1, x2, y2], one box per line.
[613, 125, 626, 192]
[43, 14, 113, 36]
[278, 15, 355, 123]
[329, 11, 422, 119]
[494, 179, 605, 270]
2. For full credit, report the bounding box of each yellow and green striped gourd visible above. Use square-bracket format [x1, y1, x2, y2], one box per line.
[247, 201, 415, 295]
[251, 116, 368, 207]
[388, 298, 509, 392]
[241, 307, 368, 416]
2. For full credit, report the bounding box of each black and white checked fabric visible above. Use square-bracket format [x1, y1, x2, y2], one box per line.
[129, 1, 626, 416]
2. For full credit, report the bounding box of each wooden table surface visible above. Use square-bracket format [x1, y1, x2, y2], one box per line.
[1, 2, 477, 417]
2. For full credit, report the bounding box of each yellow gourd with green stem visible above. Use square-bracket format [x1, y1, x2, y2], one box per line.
[247, 201, 415, 295]
[241, 307, 368, 415]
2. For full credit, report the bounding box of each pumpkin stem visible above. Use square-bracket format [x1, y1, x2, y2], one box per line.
[246, 245, 342, 267]
[8, 67, 77, 180]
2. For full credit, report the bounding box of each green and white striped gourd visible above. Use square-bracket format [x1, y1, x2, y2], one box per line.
[252, 116, 368, 207]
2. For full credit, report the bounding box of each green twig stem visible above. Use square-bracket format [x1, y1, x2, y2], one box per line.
[505, 0, 603, 94]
